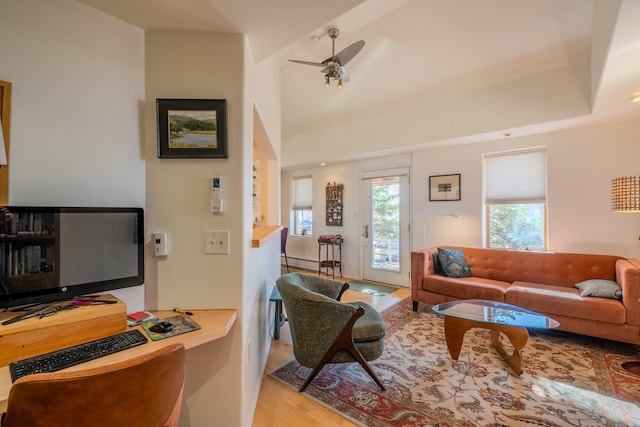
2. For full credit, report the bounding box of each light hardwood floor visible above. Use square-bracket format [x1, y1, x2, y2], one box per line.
[252, 269, 411, 427]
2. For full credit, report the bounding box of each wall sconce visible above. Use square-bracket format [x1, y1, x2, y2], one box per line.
[611, 176, 640, 212]
[0, 116, 7, 166]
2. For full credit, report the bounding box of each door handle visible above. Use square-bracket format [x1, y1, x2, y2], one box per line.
[363, 224, 369, 238]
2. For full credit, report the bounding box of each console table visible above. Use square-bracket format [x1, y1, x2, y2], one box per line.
[318, 235, 342, 279]
[0, 307, 237, 413]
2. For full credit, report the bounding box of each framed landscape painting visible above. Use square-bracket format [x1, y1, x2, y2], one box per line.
[156, 99, 228, 158]
[429, 174, 461, 201]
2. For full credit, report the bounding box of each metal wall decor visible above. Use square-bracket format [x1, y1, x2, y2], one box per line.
[326, 182, 343, 226]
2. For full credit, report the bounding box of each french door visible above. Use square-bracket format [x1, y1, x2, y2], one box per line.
[361, 167, 410, 287]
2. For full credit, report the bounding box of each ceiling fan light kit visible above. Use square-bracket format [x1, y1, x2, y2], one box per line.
[289, 26, 365, 88]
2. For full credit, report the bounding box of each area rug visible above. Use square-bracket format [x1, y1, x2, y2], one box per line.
[348, 280, 399, 296]
[269, 299, 640, 426]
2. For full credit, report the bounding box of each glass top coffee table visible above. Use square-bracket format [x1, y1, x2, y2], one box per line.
[431, 299, 559, 375]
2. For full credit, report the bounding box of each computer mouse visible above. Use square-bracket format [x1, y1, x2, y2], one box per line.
[149, 321, 174, 333]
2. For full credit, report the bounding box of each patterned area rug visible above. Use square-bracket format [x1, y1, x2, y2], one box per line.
[269, 299, 640, 426]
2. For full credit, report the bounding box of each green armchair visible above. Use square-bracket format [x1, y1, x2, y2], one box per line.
[276, 272, 386, 392]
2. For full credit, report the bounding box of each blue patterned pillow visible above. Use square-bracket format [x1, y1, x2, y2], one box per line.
[432, 252, 445, 275]
[437, 247, 472, 278]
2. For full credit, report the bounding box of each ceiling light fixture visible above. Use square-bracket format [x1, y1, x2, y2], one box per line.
[289, 26, 365, 89]
[632, 94, 640, 103]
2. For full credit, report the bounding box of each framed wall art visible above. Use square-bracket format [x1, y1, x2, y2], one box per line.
[157, 99, 228, 158]
[429, 174, 461, 201]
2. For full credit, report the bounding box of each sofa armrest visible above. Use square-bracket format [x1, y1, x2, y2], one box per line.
[411, 248, 438, 296]
[617, 258, 640, 326]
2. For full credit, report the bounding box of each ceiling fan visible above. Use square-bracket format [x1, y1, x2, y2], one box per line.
[289, 26, 365, 88]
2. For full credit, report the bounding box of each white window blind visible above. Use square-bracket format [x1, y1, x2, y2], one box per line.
[484, 148, 547, 204]
[292, 176, 313, 210]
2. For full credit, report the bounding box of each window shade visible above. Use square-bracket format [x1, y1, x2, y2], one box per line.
[484, 148, 547, 204]
[292, 176, 313, 210]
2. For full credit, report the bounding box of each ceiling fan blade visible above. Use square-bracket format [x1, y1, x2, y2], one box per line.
[333, 40, 365, 66]
[339, 66, 350, 83]
[288, 59, 326, 67]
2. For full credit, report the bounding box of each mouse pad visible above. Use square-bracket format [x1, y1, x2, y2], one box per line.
[141, 314, 201, 341]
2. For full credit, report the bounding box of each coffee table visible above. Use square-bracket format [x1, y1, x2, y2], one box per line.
[431, 299, 559, 375]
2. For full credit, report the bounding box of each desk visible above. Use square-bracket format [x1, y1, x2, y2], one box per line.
[0, 308, 237, 413]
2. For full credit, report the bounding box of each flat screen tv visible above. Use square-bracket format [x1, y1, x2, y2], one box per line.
[0, 206, 144, 309]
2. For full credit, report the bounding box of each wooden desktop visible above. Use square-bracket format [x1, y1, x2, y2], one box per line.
[0, 298, 237, 413]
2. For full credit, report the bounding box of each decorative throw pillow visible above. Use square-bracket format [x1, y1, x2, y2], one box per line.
[432, 252, 445, 275]
[437, 247, 472, 278]
[574, 279, 622, 300]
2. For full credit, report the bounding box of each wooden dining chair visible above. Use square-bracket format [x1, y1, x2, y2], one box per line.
[281, 227, 290, 272]
[1, 343, 186, 427]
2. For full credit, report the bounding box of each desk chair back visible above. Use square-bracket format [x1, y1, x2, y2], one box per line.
[2, 343, 186, 427]
[281, 227, 290, 272]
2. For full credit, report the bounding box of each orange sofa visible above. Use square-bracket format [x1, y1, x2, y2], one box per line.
[411, 246, 640, 344]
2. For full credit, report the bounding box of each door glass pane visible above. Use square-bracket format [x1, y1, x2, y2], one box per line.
[370, 177, 400, 272]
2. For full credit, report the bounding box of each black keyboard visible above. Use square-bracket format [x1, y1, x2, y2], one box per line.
[9, 329, 148, 382]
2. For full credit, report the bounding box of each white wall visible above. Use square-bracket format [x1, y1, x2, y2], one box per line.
[242, 42, 282, 426]
[412, 120, 640, 258]
[282, 120, 640, 282]
[0, 0, 146, 308]
[146, 30, 282, 427]
[145, 30, 248, 426]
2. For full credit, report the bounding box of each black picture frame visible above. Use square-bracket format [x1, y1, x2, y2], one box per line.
[429, 174, 461, 201]
[156, 99, 228, 158]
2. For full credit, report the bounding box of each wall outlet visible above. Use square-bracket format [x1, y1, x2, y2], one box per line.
[205, 230, 230, 254]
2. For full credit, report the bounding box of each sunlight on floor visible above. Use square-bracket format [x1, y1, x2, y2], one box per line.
[532, 377, 640, 425]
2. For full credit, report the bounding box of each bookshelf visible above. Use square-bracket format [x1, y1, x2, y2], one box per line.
[0, 212, 59, 295]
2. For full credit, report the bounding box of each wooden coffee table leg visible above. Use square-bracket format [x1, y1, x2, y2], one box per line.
[443, 316, 478, 360]
[443, 316, 529, 375]
[489, 325, 529, 375]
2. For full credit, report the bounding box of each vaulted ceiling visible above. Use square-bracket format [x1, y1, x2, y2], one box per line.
[77, 0, 640, 169]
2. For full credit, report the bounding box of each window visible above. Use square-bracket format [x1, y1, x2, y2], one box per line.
[292, 176, 313, 236]
[484, 148, 547, 251]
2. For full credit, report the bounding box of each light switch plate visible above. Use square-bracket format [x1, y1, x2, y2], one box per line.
[205, 230, 229, 254]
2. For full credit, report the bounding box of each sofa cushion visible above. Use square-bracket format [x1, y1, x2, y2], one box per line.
[437, 247, 472, 278]
[506, 281, 626, 324]
[424, 275, 509, 301]
[574, 279, 622, 300]
[451, 247, 621, 288]
[344, 302, 386, 342]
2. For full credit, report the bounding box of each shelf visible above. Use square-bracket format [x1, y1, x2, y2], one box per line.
[251, 225, 283, 248]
